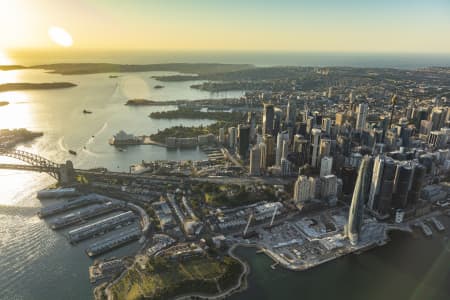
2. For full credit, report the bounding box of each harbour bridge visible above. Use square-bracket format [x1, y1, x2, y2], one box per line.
[0, 148, 64, 180]
[0, 148, 184, 185]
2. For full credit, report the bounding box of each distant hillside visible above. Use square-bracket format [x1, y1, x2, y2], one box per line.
[30, 63, 255, 75]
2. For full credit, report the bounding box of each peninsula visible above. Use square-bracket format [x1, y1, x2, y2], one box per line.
[0, 82, 77, 92]
[29, 63, 254, 75]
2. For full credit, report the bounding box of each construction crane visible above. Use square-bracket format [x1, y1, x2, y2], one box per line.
[243, 214, 253, 238]
[269, 206, 278, 227]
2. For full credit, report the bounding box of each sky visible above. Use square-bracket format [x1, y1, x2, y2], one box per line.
[1, 0, 450, 53]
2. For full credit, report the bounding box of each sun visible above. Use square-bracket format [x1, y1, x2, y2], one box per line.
[48, 26, 73, 47]
[0, 50, 12, 65]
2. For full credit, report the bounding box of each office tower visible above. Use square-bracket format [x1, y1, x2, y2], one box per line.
[259, 142, 267, 171]
[298, 122, 307, 136]
[320, 156, 333, 178]
[262, 103, 275, 136]
[263, 134, 275, 166]
[420, 120, 432, 136]
[335, 113, 345, 127]
[237, 125, 250, 158]
[319, 138, 331, 158]
[218, 128, 225, 144]
[273, 112, 281, 137]
[349, 152, 363, 168]
[228, 127, 237, 148]
[294, 175, 311, 204]
[248, 111, 257, 141]
[428, 130, 448, 149]
[286, 99, 297, 125]
[392, 164, 413, 209]
[320, 174, 338, 202]
[341, 165, 357, 196]
[407, 164, 426, 204]
[280, 158, 291, 177]
[347, 156, 370, 245]
[306, 116, 315, 135]
[249, 146, 261, 176]
[367, 155, 384, 210]
[349, 90, 354, 105]
[430, 108, 445, 130]
[356, 103, 368, 131]
[310, 128, 321, 168]
[275, 131, 289, 166]
[321, 118, 332, 135]
[282, 140, 289, 160]
[377, 157, 396, 214]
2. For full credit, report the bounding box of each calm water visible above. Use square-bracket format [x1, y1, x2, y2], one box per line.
[0, 68, 242, 300]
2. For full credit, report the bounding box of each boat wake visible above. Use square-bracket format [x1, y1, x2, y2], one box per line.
[57, 136, 68, 152]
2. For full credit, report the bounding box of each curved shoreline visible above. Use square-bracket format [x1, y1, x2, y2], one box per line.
[172, 244, 250, 300]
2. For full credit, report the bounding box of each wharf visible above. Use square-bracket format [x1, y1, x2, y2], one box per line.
[38, 195, 99, 218]
[68, 211, 136, 243]
[49, 202, 119, 229]
[85, 227, 141, 257]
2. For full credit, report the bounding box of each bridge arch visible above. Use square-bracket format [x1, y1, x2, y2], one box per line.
[0, 149, 62, 179]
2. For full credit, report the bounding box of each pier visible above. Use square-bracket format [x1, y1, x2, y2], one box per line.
[85, 227, 141, 257]
[38, 195, 100, 218]
[49, 202, 120, 229]
[68, 211, 137, 243]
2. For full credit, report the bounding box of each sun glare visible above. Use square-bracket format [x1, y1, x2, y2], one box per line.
[48, 26, 73, 47]
[0, 51, 12, 65]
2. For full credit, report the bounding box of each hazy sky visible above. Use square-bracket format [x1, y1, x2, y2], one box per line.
[1, 0, 450, 53]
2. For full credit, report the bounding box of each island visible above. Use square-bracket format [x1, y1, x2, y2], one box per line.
[0, 101, 9, 107]
[0, 82, 77, 92]
[125, 99, 164, 106]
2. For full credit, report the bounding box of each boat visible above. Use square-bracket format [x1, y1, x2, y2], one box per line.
[69, 150, 77, 155]
[154, 85, 164, 89]
[117, 147, 126, 152]
[109, 75, 119, 78]
[83, 109, 93, 114]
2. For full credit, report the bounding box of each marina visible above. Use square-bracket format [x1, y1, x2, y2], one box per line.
[68, 211, 137, 243]
[85, 227, 142, 257]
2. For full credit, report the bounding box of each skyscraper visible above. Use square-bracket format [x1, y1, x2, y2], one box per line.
[367, 155, 384, 210]
[228, 127, 237, 148]
[263, 103, 275, 136]
[347, 156, 370, 245]
[356, 103, 368, 131]
[275, 131, 289, 166]
[286, 99, 297, 125]
[259, 142, 267, 171]
[320, 156, 333, 178]
[263, 134, 275, 166]
[310, 128, 321, 168]
[237, 125, 250, 158]
[249, 146, 261, 176]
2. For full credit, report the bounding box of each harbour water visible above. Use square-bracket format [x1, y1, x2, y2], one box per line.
[1, 54, 450, 299]
[0, 67, 242, 300]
